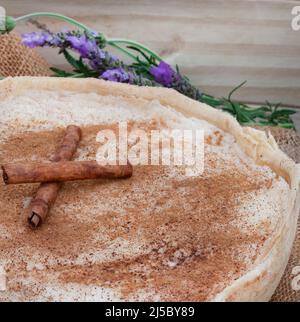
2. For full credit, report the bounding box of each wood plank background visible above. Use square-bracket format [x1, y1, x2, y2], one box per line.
[2, 0, 300, 128]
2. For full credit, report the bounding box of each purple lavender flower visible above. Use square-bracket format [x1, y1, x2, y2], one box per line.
[101, 68, 132, 83]
[22, 32, 53, 48]
[87, 49, 107, 70]
[22, 31, 117, 73]
[149, 61, 201, 99]
[101, 67, 161, 87]
[49, 35, 61, 46]
[149, 61, 177, 87]
[66, 35, 98, 58]
[21, 30, 160, 87]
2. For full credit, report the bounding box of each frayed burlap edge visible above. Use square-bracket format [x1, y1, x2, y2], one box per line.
[0, 32, 50, 77]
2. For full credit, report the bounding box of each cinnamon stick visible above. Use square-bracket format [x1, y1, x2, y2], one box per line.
[26, 125, 81, 228]
[2, 161, 133, 184]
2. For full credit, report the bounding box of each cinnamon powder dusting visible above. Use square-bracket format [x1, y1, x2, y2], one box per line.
[0, 121, 280, 301]
[205, 131, 224, 146]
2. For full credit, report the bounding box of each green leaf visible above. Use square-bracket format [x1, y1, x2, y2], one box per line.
[200, 95, 223, 107]
[228, 81, 247, 101]
[62, 50, 82, 71]
[50, 67, 76, 77]
[277, 123, 295, 129]
[127, 45, 157, 66]
[270, 109, 296, 118]
[221, 100, 235, 113]
[62, 50, 92, 74]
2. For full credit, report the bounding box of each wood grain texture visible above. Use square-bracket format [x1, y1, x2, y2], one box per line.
[2, 0, 300, 127]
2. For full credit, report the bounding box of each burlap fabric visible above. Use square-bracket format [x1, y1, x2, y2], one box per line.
[0, 32, 50, 77]
[0, 32, 299, 301]
[266, 127, 300, 302]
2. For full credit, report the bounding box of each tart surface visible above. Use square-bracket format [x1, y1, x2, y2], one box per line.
[0, 77, 299, 301]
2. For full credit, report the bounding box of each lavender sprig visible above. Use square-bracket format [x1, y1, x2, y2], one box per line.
[5, 10, 295, 129]
[21, 30, 296, 129]
[22, 30, 116, 74]
[129, 48, 202, 100]
[6, 11, 163, 63]
[21, 31, 159, 86]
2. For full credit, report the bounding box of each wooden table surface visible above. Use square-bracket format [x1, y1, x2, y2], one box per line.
[2, 0, 300, 129]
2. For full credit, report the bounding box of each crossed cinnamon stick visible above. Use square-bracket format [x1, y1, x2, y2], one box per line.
[1, 125, 133, 228]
